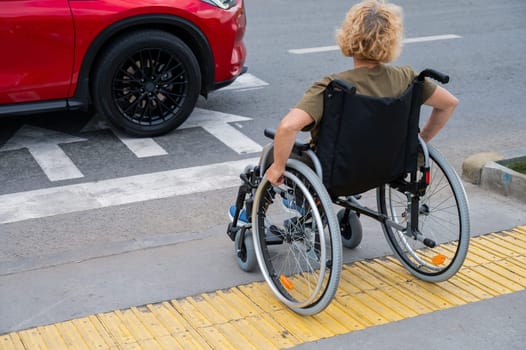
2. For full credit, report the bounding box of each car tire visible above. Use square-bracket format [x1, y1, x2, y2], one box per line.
[92, 30, 201, 137]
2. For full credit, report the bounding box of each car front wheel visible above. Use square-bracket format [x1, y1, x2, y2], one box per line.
[92, 30, 201, 137]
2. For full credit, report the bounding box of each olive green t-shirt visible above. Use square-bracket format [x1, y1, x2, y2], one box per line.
[295, 65, 437, 143]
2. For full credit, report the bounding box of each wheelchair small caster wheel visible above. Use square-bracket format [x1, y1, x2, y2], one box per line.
[337, 209, 363, 249]
[235, 229, 257, 272]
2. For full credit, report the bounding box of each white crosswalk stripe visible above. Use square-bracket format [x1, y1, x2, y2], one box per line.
[0, 157, 259, 224]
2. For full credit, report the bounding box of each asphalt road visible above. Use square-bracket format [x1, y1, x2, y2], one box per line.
[0, 0, 525, 338]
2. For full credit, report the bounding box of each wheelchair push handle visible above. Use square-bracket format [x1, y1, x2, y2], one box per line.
[264, 128, 276, 139]
[418, 69, 449, 84]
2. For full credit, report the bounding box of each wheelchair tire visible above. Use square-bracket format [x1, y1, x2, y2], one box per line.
[377, 144, 470, 282]
[252, 159, 342, 315]
[337, 209, 363, 249]
[234, 229, 257, 272]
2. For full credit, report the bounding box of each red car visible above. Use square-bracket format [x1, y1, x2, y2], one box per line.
[0, 0, 247, 136]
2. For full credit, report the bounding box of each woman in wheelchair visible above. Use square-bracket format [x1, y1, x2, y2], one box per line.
[266, 1, 458, 186]
[227, 0, 470, 315]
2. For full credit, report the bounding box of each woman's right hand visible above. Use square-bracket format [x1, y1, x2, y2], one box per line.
[265, 163, 285, 186]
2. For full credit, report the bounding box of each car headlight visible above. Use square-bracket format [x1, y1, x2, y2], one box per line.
[201, 0, 237, 10]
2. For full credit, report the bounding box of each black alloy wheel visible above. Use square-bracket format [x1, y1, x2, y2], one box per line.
[92, 30, 201, 136]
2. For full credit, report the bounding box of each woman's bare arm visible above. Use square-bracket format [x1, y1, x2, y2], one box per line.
[420, 86, 459, 142]
[265, 108, 314, 185]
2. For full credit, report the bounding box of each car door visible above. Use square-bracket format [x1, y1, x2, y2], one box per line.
[0, 0, 75, 104]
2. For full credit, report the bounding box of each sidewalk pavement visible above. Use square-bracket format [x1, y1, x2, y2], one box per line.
[1, 181, 525, 349]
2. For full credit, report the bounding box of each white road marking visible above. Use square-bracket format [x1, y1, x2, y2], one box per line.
[289, 34, 462, 54]
[25, 145, 84, 181]
[180, 108, 263, 154]
[0, 158, 260, 224]
[218, 73, 269, 91]
[0, 75, 267, 216]
[0, 125, 87, 181]
[403, 34, 462, 43]
[82, 76, 269, 157]
[83, 108, 264, 155]
[112, 128, 168, 158]
[289, 45, 341, 55]
[81, 115, 169, 158]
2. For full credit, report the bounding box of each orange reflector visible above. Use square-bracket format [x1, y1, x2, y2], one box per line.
[431, 254, 447, 266]
[280, 275, 294, 290]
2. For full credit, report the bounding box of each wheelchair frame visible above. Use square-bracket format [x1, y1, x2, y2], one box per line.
[227, 70, 470, 315]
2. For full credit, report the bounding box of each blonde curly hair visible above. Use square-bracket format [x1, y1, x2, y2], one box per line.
[337, 0, 403, 63]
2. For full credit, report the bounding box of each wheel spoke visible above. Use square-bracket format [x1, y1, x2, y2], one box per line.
[377, 145, 469, 281]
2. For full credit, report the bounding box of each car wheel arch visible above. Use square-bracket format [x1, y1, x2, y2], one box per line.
[73, 14, 215, 107]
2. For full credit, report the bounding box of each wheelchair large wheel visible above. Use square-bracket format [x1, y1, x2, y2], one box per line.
[252, 159, 342, 315]
[377, 144, 470, 282]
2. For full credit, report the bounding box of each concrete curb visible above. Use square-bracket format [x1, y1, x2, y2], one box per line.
[462, 147, 526, 203]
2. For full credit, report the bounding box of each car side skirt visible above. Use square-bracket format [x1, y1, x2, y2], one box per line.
[0, 100, 77, 117]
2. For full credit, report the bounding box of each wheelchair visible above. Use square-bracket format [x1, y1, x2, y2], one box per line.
[226, 69, 470, 315]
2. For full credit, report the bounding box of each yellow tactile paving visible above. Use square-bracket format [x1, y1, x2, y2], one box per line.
[2, 226, 526, 350]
